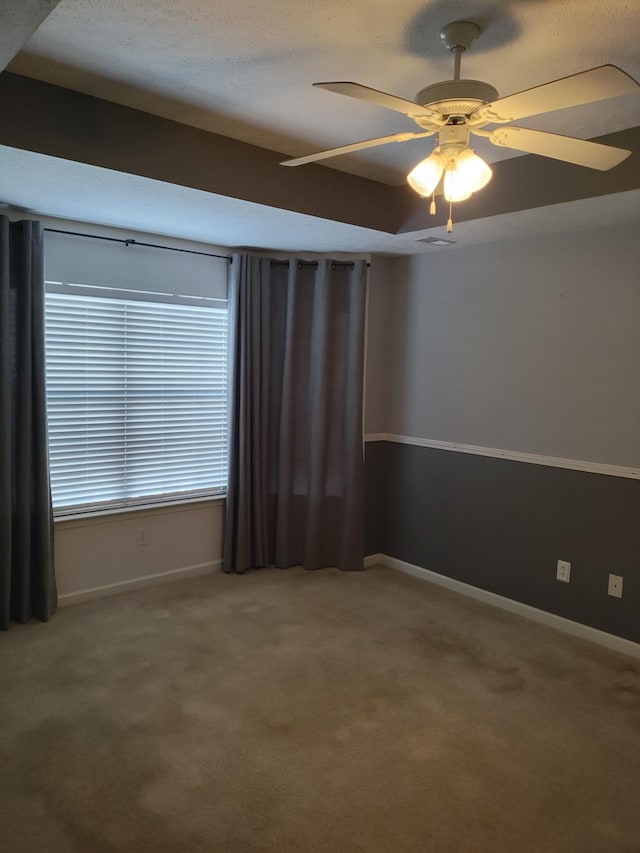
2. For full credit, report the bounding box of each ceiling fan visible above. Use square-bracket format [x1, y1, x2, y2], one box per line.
[280, 21, 639, 229]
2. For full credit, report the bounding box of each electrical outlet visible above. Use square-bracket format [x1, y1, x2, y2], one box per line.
[608, 574, 623, 598]
[137, 526, 149, 546]
[556, 560, 571, 583]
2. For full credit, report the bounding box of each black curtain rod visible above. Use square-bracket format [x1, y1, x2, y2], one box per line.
[44, 228, 371, 268]
[44, 227, 233, 262]
[270, 259, 370, 269]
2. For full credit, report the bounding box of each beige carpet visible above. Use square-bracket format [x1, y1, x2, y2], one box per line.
[1, 565, 639, 853]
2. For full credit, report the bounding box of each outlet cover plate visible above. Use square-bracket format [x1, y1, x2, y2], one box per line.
[557, 560, 571, 583]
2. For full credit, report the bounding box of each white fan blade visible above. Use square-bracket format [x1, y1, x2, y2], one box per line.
[473, 65, 640, 124]
[490, 126, 631, 170]
[314, 81, 438, 120]
[280, 131, 434, 167]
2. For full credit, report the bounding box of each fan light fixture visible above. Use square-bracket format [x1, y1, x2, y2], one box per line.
[407, 146, 492, 228]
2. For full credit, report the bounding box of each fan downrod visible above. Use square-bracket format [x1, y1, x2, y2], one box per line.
[412, 20, 497, 124]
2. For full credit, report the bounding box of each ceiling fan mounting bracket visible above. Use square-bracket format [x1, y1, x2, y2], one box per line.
[413, 79, 499, 127]
[439, 21, 481, 53]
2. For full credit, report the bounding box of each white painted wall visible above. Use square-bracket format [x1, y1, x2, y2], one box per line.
[45, 227, 228, 299]
[56, 500, 224, 604]
[372, 223, 640, 468]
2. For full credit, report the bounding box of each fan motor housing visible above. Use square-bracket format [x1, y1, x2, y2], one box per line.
[415, 79, 499, 117]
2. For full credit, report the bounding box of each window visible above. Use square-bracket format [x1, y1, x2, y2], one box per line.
[45, 284, 228, 514]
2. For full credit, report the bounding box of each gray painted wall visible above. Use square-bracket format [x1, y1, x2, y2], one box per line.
[385, 224, 640, 468]
[365, 257, 396, 435]
[365, 222, 640, 642]
[366, 441, 640, 643]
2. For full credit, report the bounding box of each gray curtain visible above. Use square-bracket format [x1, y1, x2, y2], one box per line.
[0, 217, 56, 629]
[224, 255, 367, 573]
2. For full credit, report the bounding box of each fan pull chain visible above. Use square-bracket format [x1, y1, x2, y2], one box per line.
[447, 201, 453, 233]
[429, 194, 436, 215]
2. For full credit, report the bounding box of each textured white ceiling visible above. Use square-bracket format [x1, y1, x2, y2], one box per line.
[0, 0, 61, 70]
[1, 146, 638, 255]
[11, 0, 640, 184]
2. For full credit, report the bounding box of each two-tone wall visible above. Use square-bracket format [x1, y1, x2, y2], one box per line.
[365, 224, 640, 643]
[15, 207, 640, 644]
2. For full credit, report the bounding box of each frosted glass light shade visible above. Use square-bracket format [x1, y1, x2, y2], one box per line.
[443, 149, 492, 201]
[456, 148, 492, 191]
[407, 152, 444, 197]
[443, 169, 473, 202]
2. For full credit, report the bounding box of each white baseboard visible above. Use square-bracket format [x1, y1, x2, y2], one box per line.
[58, 560, 221, 607]
[366, 553, 640, 659]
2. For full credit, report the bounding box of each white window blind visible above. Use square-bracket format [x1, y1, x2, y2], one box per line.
[45, 286, 228, 514]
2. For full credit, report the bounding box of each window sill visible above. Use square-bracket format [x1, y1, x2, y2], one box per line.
[53, 494, 226, 526]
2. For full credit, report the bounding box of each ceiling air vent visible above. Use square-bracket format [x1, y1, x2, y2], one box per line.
[417, 236, 456, 246]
